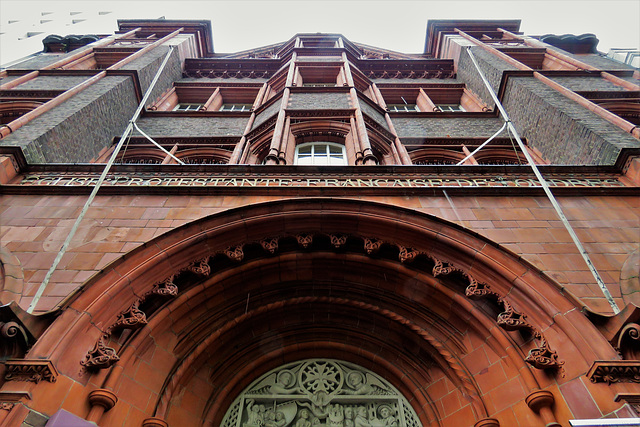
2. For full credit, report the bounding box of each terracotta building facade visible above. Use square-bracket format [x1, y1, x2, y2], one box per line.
[0, 19, 639, 427]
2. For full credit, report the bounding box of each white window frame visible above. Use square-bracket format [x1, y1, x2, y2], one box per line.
[219, 103, 253, 112]
[437, 104, 465, 112]
[173, 103, 203, 112]
[302, 83, 336, 88]
[387, 104, 419, 112]
[294, 142, 347, 166]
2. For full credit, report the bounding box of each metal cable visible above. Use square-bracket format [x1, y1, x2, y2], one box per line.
[465, 46, 619, 313]
[28, 46, 177, 313]
[456, 121, 507, 165]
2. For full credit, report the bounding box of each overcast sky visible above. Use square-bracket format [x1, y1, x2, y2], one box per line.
[1, 0, 639, 57]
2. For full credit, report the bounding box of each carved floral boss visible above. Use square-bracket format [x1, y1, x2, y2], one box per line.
[80, 232, 564, 376]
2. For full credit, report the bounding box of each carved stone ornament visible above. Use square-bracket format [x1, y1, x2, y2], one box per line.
[329, 234, 347, 249]
[496, 300, 533, 331]
[225, 245, 245, 262]
[81, 334, 120, 371]
[464, 281, 498, 300]
[398, 246, 420, 263]
[146, 276, 178, 298]
[109, 300, 147, 332]
[363, 237, 383, 255]
[4, 359, 58, 383]
[432, 258, 455, 278]
[463, 280, 565, 375]
[260, 237, 279, 254]
[184, 258, 211, 276]
[525, 332, 565, 373]
[221, 359, 422, 427]
[587, 360, 640, 384]
[296, 234, 313, 249]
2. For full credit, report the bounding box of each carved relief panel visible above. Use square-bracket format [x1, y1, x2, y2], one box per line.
[221, 359, 422, 427]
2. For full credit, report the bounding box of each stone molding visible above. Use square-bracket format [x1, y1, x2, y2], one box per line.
[587, 360, 640, 384]
[82, 275, 179, 373]
[79, 231, 565, 379]
[142, 417, 169, 427]
[474, 418, 500, 427]
[88, 389, 118, 412]
[465, 279, 565, 374]
[4, 359, 58, 383]
[615, 393, 640, 415]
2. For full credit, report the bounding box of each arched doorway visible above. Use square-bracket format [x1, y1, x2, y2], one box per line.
[6, 199, 619, 426]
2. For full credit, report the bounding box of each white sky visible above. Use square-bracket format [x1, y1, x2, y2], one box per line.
[1, 0, 639, 58]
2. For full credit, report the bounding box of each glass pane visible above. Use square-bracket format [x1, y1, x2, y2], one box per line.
[298, 145, 312, 154]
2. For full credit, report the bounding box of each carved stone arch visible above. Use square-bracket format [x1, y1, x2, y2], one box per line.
[20, 198, 619, 427]
[287, 119, 353, 164]
[218, 359, 424, 427]
[116, 148, 166, 164]
[0, 101, 45, 125]
[176, 147, 231, 164]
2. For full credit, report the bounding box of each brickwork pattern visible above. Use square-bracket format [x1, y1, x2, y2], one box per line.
[548, 76, 628, 92]
[179, 77, 269, 84]
[561, 50, 637, 71]
[287, 91, 350, 110]
[503, 76, 640, 165]
[13, 76, 92, 91]
[457, 47, 517, 107]
[372, 78, 464, 84]
[122, 45, 184, 110]
[135, 116, 248, 137]
[252, 97, 281, 130]
[7, 53, 67, 70]
[392, 116, 503, 138]
[0, 76, 138, 163]
[1, 193, 637, 314]
[360, 98, 389, 130]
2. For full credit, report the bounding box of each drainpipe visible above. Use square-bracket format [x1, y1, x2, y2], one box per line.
[497, 28, 640, 90]
[0, 29, 182, 139]
[0, 27, 141, 90]
[350, 116, 364, 164]
[455, 29, 639, 139]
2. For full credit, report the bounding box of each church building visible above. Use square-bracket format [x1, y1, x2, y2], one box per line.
[0, 18, 639, 427]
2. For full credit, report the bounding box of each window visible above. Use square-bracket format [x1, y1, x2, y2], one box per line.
[378, 85, 487, 113]
[295, 142, 347, 166]
[437, 104, 465, 112]
[219, 104, 252, 112]
[173, 103, 203, 112]
[151, 85, 260, 112]
[296, 66, 341, 87]
[387, 104, 419, 112]
[302, 83, 336, 87]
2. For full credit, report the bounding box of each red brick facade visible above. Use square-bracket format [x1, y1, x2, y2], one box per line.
[0, 19, 639, 427]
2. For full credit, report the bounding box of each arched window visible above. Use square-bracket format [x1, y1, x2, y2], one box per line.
[294, 142, 347, 166]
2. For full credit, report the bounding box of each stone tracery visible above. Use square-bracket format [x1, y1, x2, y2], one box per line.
[221, 359, 421, 427]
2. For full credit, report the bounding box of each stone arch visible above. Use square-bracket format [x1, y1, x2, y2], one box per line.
[19, 198, 619, 426]
[218, 358, 424, 427]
